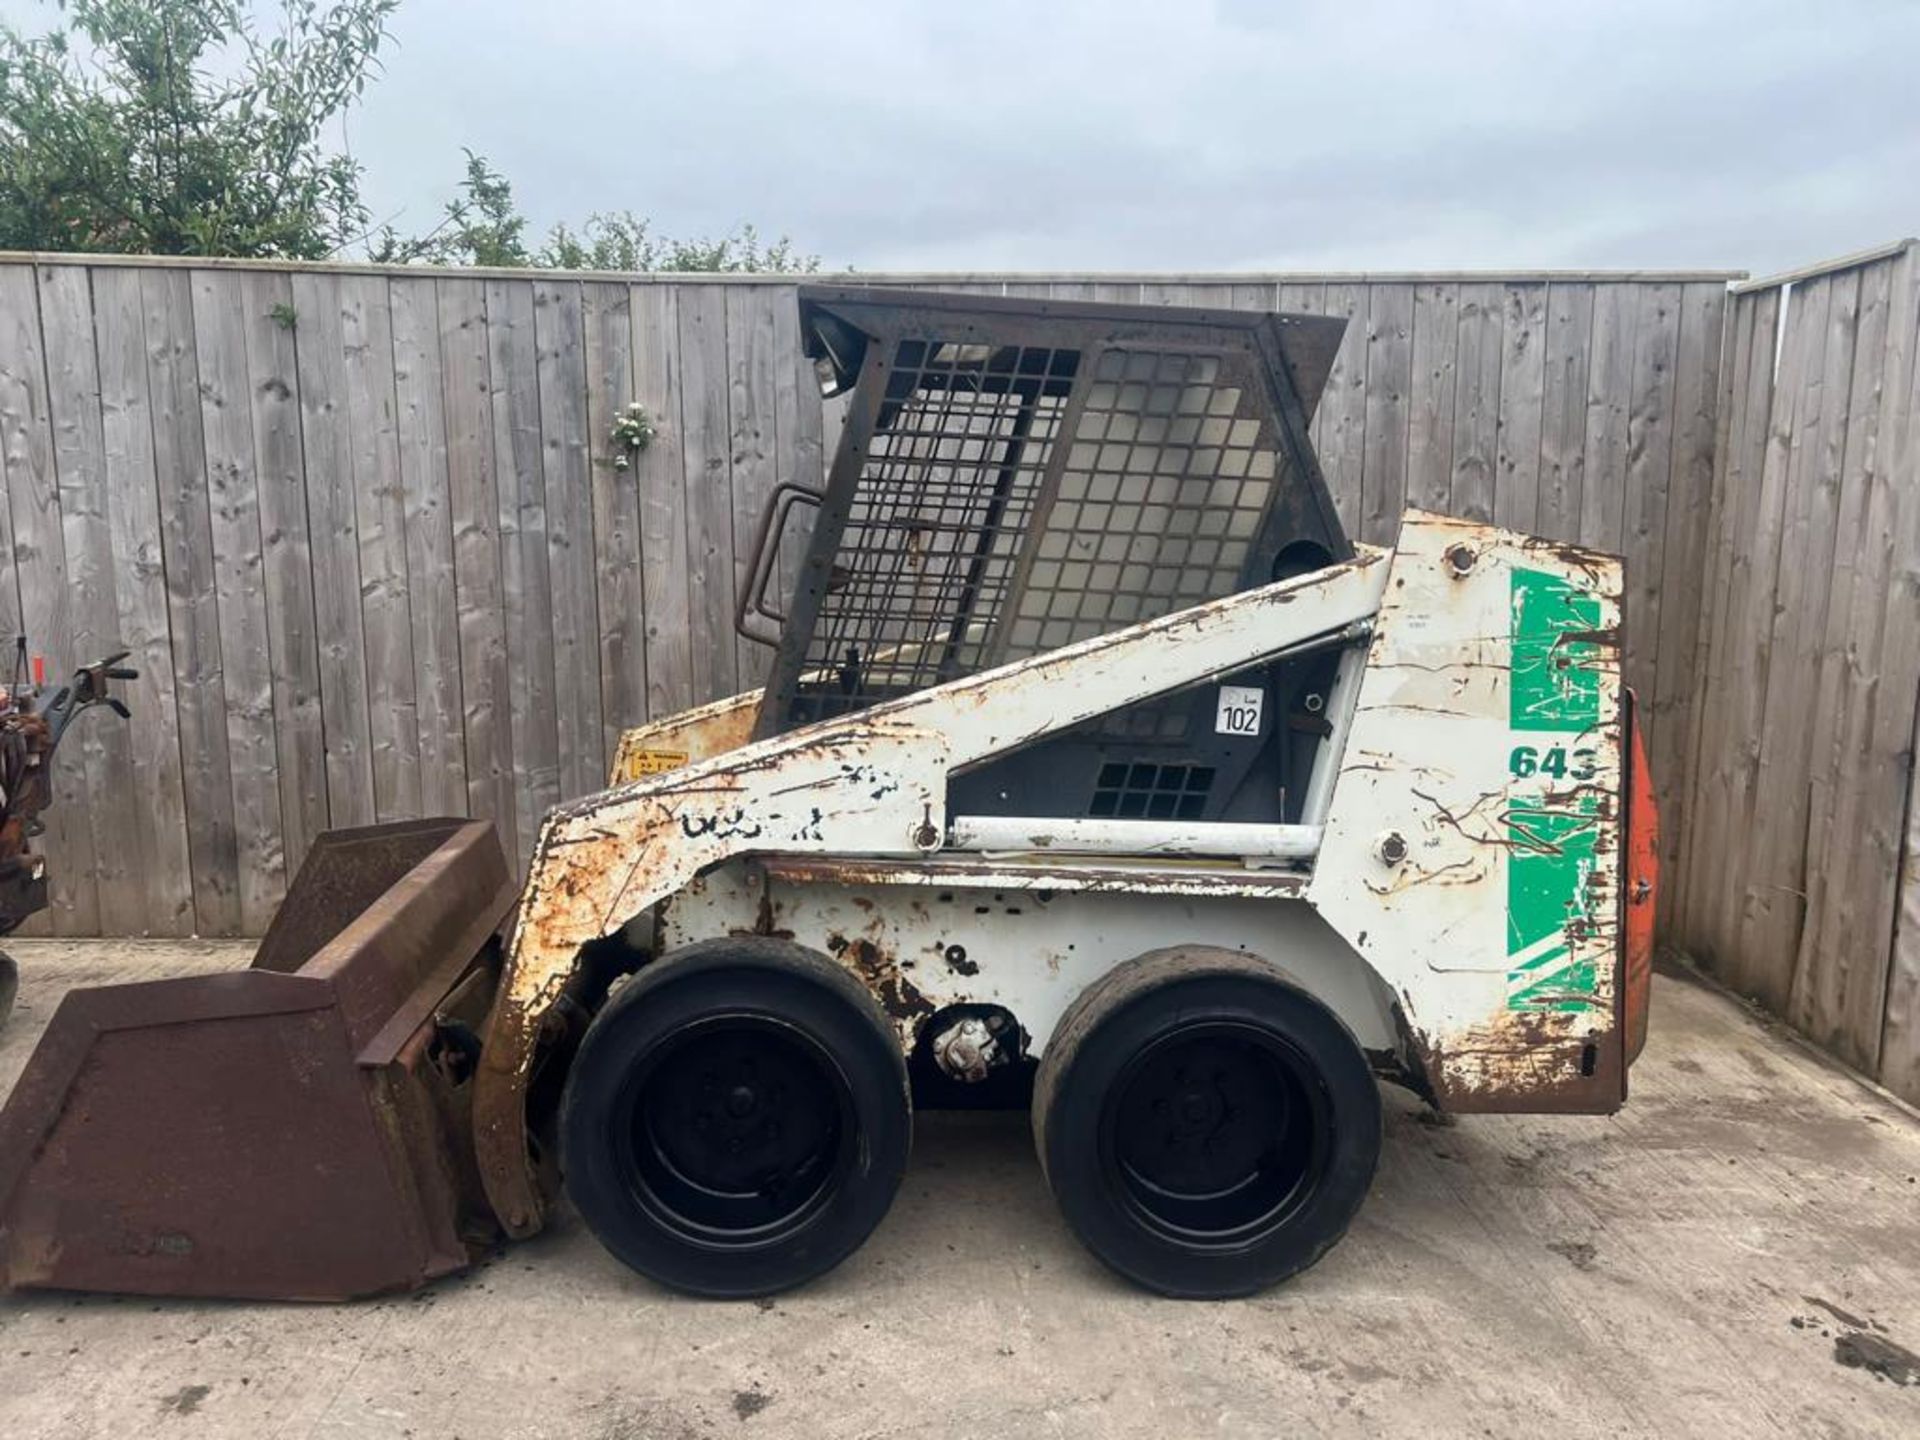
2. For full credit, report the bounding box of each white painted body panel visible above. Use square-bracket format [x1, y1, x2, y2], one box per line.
[661, 862, 1402, 1056]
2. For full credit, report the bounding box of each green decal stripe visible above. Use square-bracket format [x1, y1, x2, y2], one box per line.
[1505, 806, 1599, 954]
[1509, 956, 1599, 1013]
[1509, 567, 1602, 732]
[1506, 565, 1606, 1013]
[1509, 942, 1570, 976]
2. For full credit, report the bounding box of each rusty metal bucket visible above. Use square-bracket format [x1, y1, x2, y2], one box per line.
[0, 818, 516, 1300]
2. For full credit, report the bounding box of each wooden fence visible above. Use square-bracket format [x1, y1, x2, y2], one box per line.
[1669, 239, 1920, 1100]
[0, 255, 1732, 945]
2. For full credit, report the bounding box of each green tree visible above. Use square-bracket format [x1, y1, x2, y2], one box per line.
[2, 1, 820, 272]
[0, 0, 398, 258]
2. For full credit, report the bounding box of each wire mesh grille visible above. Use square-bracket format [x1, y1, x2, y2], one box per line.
[1005, 349, 1281, 654]
[786, 339, 1078, 724]
[1088, 760, 1217, 820]
[774, 307, 1332, 736]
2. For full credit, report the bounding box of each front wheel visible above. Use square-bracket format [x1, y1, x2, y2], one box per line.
[560, 938, 911, 1298]
[1034, 947, 1381, 1298]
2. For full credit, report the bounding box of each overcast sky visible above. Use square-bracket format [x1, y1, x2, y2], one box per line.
[16, 0, 1920, 276]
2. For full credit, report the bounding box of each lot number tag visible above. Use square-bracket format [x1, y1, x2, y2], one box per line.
[1215, 685, 1264, 736]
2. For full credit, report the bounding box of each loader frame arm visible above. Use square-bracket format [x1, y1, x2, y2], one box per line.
[473, 549, 1392, 1234]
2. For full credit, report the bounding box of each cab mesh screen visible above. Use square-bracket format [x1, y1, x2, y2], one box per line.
[780, 336, 1304, 730]
[784, 340, 1077, 724]
[1007, 348, 1283, 652]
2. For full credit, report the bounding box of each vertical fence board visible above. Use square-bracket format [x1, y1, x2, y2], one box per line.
[1538, 283, 1595, 541]
[1671, 287, 1746, 942]
[190, 270, 285, 931]
[1358, 285, 1413, 546]
[533, 280, 604, 796]
[238, 271, 327, 878]
[771, 286, 821, 606]
[631, 285, 693, 720]
[1619, 284, 1681, 710]
[1579, 284, 1638, 552]
[341, 275, 420, 819]
[726, 287, 781, 691]
[89, 269, 195, 934]
[1713, 277, 1821, 996]
[486, 279, 560, 854]
[1650, 281, 1725, 932]
[1674, 289, 1752, 942]
[290, 270, 376, 829]
[1681, 288, 1778, 965]
[437, 277, 517, 860]
[142, 268, 241, 935]
[35, 266, 122, 934]
[583, 282, 645, 758]
[1878, 247, 1920, 1097]
[678, 284, 739, 705]
[1450, 282, 1503, 522]
[1493, 283, 1547, 532]
[391, 276, 468, 817]
[1405, 283, 1459, 513]
[1862, 247, 1920, 1092]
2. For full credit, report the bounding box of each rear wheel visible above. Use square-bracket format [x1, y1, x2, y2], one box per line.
[1034, 947, 1380, 1298]
[561, 937, 910, 1297]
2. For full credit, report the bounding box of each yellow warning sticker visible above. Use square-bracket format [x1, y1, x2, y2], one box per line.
[619, 747, 689, 782]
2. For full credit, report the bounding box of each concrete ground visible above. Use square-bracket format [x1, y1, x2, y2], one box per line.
[0, 943, 1916, 1440]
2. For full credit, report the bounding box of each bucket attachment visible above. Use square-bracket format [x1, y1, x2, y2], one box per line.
[0, 818, 515, 1300]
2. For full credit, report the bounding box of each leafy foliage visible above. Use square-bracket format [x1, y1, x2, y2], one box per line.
[540, 215, 817, 275]
[370, 150, 530, 267]
[374, 155, 819, 274]
[0, 0, 397, 258]
[1, 0, 820, 271]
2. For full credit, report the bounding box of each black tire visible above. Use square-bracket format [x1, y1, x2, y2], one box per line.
[0, 949, 15, 1027]
[1034, 947, 1380, 1298]
[560, 937, 910, 1298]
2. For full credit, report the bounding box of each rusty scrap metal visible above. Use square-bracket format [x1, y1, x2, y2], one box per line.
[0, 646, 137, 941]
[0, 820, 516, 1299]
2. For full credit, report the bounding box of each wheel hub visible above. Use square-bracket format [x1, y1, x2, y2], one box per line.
[618, 1018, 853, 1246]
[1106, 1023, 1328, 1247]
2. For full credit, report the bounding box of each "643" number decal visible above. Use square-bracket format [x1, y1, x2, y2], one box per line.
[1509, 744, 1598, 781]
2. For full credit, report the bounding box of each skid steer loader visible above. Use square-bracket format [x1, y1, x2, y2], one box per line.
[0, 288, 1657, 1302]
